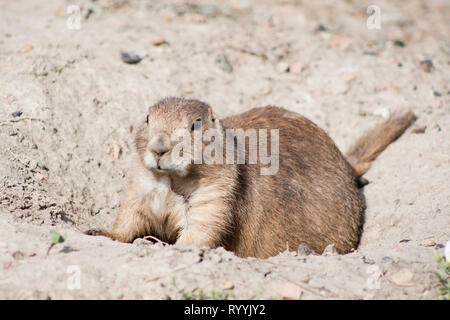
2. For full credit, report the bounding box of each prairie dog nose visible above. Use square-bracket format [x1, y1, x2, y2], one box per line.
[149, 132, 171, 155]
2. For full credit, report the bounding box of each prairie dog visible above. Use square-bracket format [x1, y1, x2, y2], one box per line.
[89, 97, 414, 258]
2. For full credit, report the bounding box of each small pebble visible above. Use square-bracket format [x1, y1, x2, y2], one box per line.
[279, 282, 303, 300]
[132, 238, 151, 247]
[420, 59, 433, 72]
[215, 53, 233, 73]
[276, 62, 290, 73]
[290, 61, 303, 74]
[38, 161, 49, 171]
[362, 256, 375, 264]
[412, 126, 426, 134]
[152, 37, 167, 46]
[121, 51, 142, 64]
[421, 239, 435, 247]
[219, 281, 234, 290]
[315, 24, 327, 32]
[32, 290, 51, 300]
[308, 279, 324, 289]
[393, 39, 405, 47]
[297, 243, 313, 256]
[116, 293, 125, 300]
[381, 256, 393, 264]
[11, 111, 22, 118]
[390, 269, 415, 287]
[23, 45, 33, 52]
[373, 107, 390, 119]
[322, 244, 338, 256]
[12, 251, 25, 260]
[29, 159, 38, 169]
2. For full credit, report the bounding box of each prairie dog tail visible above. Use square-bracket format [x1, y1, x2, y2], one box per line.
[346, 110, 415, 178]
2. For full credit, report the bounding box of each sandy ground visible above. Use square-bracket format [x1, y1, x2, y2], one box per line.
[0, 0, 449, 299]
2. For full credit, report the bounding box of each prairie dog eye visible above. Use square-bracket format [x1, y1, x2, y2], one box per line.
[191, 118, 202, 131]
[146, 114, 149, 124]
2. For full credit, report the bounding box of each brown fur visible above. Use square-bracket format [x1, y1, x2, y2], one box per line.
[87, 97, 414, 258]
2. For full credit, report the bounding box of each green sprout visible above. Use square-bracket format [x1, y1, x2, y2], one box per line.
[47, 230, 66, 255]
[433, 249, 449, 300]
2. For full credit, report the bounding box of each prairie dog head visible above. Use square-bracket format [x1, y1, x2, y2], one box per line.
[135, 97, 222, 176]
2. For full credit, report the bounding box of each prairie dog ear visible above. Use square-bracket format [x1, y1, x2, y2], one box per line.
[208, 108, 221, 130]
[207, 107, 217, 121]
